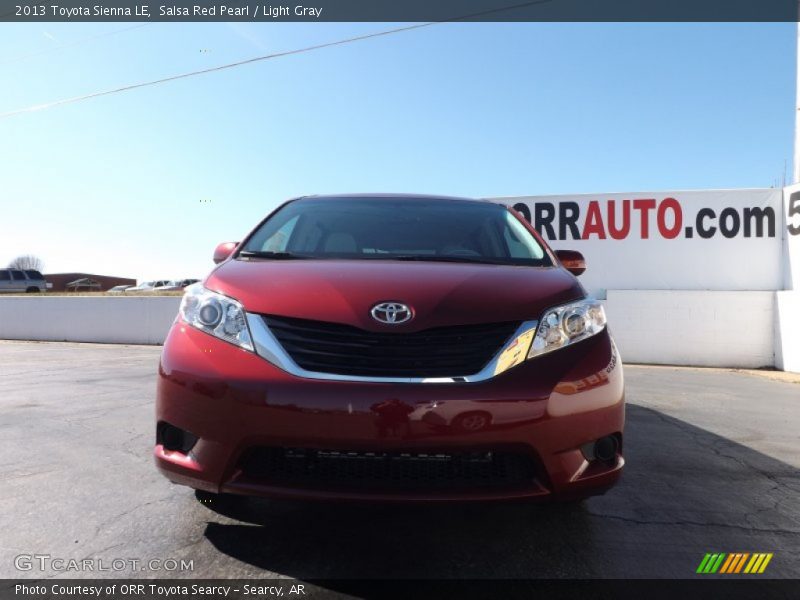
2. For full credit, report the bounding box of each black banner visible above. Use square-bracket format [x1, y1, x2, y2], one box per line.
[2, 0, 800, 23]
[1, 579, 799, 600]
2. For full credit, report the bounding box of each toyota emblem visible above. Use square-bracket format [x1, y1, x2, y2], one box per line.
[370, 302, 413, 324]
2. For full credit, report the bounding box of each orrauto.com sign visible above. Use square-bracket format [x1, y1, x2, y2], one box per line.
[490, 189, 788, 296]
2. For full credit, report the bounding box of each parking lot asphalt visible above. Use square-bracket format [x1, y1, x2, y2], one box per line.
[1, 340, 799, 582]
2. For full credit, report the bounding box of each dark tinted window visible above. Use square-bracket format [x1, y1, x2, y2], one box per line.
[24, 270, 43, 279]
[10, 270, 25, 281]
[242, 198, 549, 266]
[0, 270, 9, 281]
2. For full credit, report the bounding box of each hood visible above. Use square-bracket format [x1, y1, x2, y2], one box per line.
[206, 259, 584, 332]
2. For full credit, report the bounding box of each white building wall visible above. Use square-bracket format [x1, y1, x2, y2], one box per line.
[605, 290, 775, 368]
[0, 297, 181, 345]
[0, 292, 780, 370]
[775, 291, 800, 373]
[783, 185, 800, 290]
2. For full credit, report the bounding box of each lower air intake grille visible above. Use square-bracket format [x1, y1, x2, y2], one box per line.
[262, 314, 520, 378]
[240, 447, 538, 492]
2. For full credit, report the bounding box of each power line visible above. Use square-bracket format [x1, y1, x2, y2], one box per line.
[0, 0, 554, 120]
[0, 22, 436, 119]
[0, 23, 151, 66]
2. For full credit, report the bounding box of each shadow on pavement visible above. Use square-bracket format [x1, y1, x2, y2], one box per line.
[198, 404, 800, 580]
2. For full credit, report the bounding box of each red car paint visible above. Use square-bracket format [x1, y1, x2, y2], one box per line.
[155, 195, 624, 502]
[205, 259, 584, 331]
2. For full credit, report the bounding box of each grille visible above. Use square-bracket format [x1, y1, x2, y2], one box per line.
[262, 314, 520, 378]
[240, 447, 538, 492]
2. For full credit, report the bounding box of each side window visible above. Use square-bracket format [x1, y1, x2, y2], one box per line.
[25, 270, 42, 279]
[0, 270, 10, 281]
[10, 270, 25, 281]
[260, 215, 299, 252]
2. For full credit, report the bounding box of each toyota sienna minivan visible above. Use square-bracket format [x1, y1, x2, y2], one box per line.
[155, 194, 624, 502]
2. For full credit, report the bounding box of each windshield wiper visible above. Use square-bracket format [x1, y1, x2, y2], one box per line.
[390, 255, 505, 265]
[238, 250, 311, 260]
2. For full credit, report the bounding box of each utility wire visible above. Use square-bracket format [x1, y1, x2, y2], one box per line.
[0, 22, 438, 119]
[0, 23, 151, 66]
[0, 0, 554, 120]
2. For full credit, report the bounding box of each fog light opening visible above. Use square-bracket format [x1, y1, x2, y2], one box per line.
[593, 435, 618, 464]
[157, 422, 198, 454]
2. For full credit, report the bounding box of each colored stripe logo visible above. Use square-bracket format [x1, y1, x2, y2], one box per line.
[696, 553, 773, 574]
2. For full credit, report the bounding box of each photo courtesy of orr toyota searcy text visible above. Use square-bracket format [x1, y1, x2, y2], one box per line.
[14, 584, 298, 597]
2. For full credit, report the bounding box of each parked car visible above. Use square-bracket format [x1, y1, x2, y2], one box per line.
[107, 285, 134, 294]
[155, 194, 624, 504]
[153, 279, 200, 292]
[0, 269, 46, 293]
[65, 277, 101, 292]
[126, 280, 170, 293]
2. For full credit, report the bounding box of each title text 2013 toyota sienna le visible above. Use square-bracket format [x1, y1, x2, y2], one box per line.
[155, 195, 624, 502]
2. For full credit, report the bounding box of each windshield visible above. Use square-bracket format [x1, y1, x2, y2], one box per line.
[241, 198, 550, 266]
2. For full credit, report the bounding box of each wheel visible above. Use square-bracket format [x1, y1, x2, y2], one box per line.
[25, 287, 40, 293]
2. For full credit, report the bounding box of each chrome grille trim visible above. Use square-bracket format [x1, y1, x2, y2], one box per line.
[245, 313, 538, 384]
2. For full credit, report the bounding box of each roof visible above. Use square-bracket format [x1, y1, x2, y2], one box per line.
[66, 278, 101, 287]
[45, 272, 135, 279]
[294, 193, 490, 204]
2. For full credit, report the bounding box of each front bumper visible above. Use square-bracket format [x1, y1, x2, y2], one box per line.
[155, 322, 625, 502]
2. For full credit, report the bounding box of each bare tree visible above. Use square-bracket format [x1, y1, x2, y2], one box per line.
[8, 254, 44, 271]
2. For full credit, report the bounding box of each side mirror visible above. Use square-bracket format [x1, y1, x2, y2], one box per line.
[213, 242, 238, 264]
[554, 249, 586, 276]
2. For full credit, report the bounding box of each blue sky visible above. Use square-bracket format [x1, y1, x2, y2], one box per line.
[0, 22, 795, 280]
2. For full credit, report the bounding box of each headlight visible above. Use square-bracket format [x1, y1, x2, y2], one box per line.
[179, 284, 254, 351]
[528, 299, 606, 359]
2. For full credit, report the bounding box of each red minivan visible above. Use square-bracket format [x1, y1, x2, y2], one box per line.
[155, 195, 624, 502]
